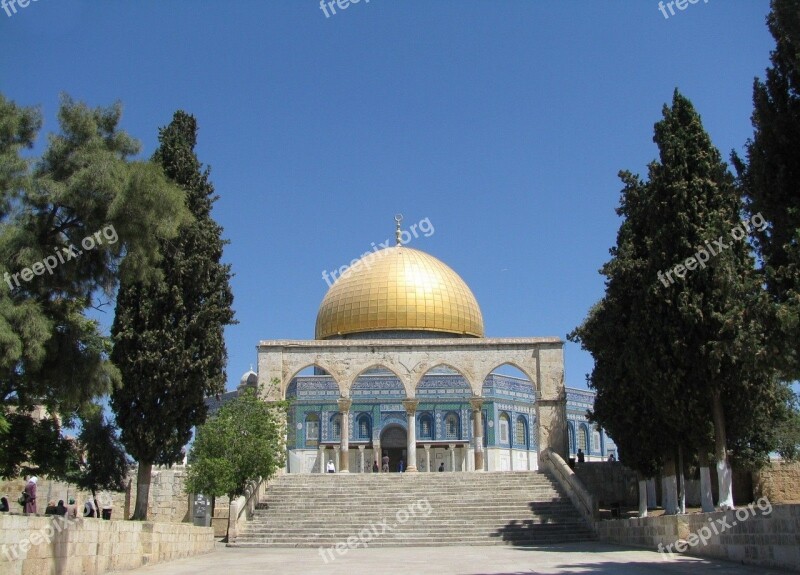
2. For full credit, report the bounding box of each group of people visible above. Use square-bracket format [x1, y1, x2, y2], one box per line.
[0, 476, 110, 518]
[325, 454, 448, 473]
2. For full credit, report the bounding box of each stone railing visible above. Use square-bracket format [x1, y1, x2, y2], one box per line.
[227, 477, 266, 543]
[540, 448, 598, 526]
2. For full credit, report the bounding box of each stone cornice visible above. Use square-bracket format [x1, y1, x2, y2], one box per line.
[258, 337, 563, 350]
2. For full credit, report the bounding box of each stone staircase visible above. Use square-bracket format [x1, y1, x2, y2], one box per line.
[231, 471, 596, 547]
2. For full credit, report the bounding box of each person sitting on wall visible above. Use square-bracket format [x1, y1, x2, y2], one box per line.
[66, 497, 78, 518]
[608, 452, 616, 462]
[54, 499, 68, 516]
[438, 462, 445, 472]
[83, 498, 96, 517]
[326, 459, 335, 473]
[577, 448, 585, 463]
[0, 497, 8, 512]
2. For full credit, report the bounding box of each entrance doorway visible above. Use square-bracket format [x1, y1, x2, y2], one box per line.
[380, 425, 407, 472]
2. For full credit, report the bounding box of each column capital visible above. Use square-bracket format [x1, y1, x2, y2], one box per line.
[469, 397, 484, 411]
[357, 445, 365, 451]
[402, 399, 420, 414]
[423, 444, 431, 451]
[448, 443, 456, 450]
[337, 398, 352, 412]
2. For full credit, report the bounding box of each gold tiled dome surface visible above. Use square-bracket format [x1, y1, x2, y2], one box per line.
[315, 247, 484, 339]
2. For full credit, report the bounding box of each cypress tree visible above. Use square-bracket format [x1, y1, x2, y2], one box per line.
[734, 0, 800, 380]
[111, 112, 235, 520]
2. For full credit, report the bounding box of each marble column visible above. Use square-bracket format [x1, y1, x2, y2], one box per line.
[448, 443, 456, 472]
[403, 399, 419, 472]
[318, 445, 326, 473]
[373, 440, 381, 471]
[424, 444, 431, 473]
[338, 398, 351, 473]
[358, 445, 365, 473]
[470, 398, 485, 472]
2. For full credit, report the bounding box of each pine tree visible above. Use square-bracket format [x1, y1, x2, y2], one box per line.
[0, 93, 188, 474]
[111, 112, 235, 520]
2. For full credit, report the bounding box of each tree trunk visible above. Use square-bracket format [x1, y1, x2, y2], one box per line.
[711, 391, 734, 509]
[698, 450, 715, 512]
[132, 462, 152, 520]
[662, 454, 679, 515]
[637, 473, 648, 518]
[677, 445, 686, 514]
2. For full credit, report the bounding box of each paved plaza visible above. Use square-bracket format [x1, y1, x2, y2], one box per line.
[108, 542, 787, 575]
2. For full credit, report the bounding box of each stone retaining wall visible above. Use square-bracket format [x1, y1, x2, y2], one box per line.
[0, 467, 212, 524]
[754, 461, 800, 503]
[573, 462, 638, 507]
[0, 513, 214, 575]
[595, 504, 800, 572]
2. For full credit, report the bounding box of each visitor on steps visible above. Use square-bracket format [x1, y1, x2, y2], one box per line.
[326, 460, 335, 473]
[398, 459, 404, 472]
[381, 454, 389, 472]
[438, 462, 445, 472]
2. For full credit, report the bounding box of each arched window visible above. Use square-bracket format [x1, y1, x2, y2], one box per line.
[593, 427, 602, 453]
[499, 412, 510, 445]
[445, 413, 459, 439]
[306, 413, 320, 444]
[419, 413, 433, 440]
[568, 423, 575, 454]
[332, 414, 342, 440]
[578, 425, 588, 452]
[515, 415, 527, 447]
[357, 414, 371, 440]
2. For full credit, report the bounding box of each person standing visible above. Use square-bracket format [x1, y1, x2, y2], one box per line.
[23, 476, 37, 514]
[326, 459, 335, 473]
[398, 459, 404, 473]
[438, 462, 445, 472]
[381, 453, 390, 473]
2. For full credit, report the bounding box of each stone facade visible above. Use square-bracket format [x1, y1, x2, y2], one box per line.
[258, 338, 575, 470]
[0, 514, 213, 575]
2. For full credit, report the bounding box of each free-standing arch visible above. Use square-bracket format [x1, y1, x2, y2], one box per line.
[258, 337, 567, 469]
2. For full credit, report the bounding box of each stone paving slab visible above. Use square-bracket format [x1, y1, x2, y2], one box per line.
[107, 542, 791, 575]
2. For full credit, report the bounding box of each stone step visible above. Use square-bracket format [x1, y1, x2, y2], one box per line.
[234, 471, 595, 547]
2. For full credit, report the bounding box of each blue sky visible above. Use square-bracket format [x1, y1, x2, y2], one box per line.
[1, 1, 776, 392]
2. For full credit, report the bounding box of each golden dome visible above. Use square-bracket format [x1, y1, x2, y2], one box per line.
[315, 246, 484, 339]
